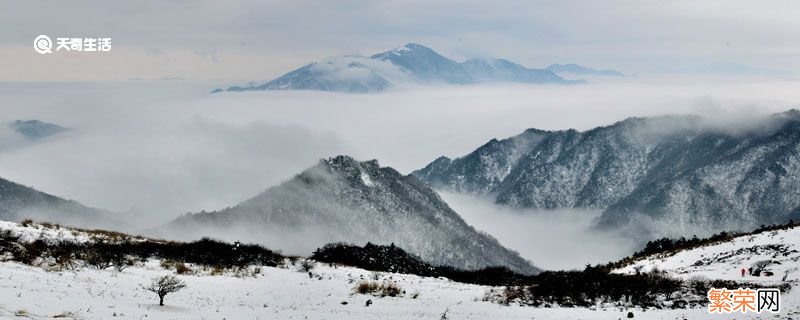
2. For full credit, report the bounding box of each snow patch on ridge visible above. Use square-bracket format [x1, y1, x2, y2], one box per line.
[360, 171, 375, 187]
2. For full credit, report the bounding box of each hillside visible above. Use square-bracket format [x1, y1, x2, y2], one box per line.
[415, 110, 800, 239]
[2, 221, 798, 319]
[614, 224, 800, 284]
[0, 176, 126, 231]
[165, 155, 537, 274]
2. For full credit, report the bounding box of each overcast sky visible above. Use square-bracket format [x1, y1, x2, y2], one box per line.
[2, 0, 799, 81]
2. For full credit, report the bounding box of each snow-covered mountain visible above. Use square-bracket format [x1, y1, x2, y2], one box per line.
[9, 120, 68, 139]
[414, 110, 800, 239]
[371, 43, 475, 84]
[213, 43, 578, 93]
[165, 155, 538, 274]
[223, 57, 397, 93]
[545, 64, 627, 77]
[463, 58, 571, 83]
[0, 176, 125, 230]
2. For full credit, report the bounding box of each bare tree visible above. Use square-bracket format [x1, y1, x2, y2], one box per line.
[751, 260, 772, 276]
[143, 275, 187, 306]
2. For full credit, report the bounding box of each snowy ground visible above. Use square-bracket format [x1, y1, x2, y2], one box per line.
[1, 221, 799, 319]
[614, 227, 800, 284]
[615, 226, 800, 318]
[0, 261, 733, 320]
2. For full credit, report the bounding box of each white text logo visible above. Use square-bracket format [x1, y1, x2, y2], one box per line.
[34, 35, 111, 55]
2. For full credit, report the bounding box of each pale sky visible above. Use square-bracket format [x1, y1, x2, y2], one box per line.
[1, 0, 799, 81]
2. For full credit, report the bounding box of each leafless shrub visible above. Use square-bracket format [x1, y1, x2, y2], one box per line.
[354, 280, 402, 297]
[143, 275, 187, 306]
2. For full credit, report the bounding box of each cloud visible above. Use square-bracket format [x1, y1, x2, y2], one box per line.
[0, 76, 798, 230]
[0, 125, 27, 152]
[0, 82, 350, 225]
[439, 192, 637, 270]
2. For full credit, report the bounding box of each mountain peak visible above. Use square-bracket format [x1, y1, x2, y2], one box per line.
[318, 156, 386, 187]
[380, 43, 436, 56]
[372, 43, 441, 60]
[397, 43, 432, 53]
[320, 156, 382, 174]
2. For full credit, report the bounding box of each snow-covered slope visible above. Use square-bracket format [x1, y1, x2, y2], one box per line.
[610, 225, 800, 318]
[5, 221, 794, 319]
[164, 155, 537, 274]
[1, 258, 735, 320]
[415, 110, 800, 239]
[615, 226, 800, 285]
[371, 43, 475, 84]
[224, 56, 401, 93]
[462, 58, 572, 84]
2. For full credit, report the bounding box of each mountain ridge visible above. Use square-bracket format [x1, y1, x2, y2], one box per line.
[414, 110, 800, 239]
[545, 63, 627, 77]
[0, 176, 127, 230]
[213, 43, 584, 93]
[165, 155, 539, 274]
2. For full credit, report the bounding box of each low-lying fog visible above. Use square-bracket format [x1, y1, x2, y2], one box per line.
[439, 192, 637, 270]
[0, 75, 798, 233]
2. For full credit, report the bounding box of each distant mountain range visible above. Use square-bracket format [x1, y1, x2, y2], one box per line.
[414, 110, 800, 239]
[0, 176, 125, 230]
[165, 155, 538, 274]
[213, 43, 591, 93]
[10, 120, 68, 139]
[545, 64, 627, 77]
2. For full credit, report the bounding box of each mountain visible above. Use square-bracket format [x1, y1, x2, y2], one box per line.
[545, 64, 627, 77]
[463, 59, 572, 83]
[213, 43, 578, 93]
[10, 120, 68, 139]
[0, 176, 125, 230]
[165, 155, 538, 274]
[370, 43, 475, 84]
[224, 58, 394, 93]
[414, 110, 800, 239]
